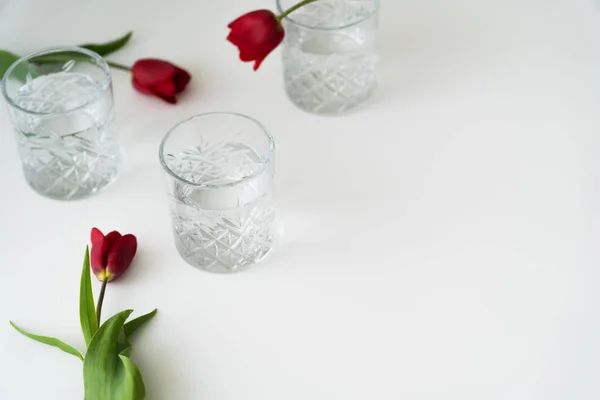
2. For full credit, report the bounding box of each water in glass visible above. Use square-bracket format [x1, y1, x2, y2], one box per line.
[11, 71, 118, 199]
[280, 0, 379, 114]
[164, 143, 274, 273]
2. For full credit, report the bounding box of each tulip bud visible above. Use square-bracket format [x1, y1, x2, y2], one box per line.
[90, 228, 137, 282]
[227, 10, 285, 70]
[131, 59, 191, 104]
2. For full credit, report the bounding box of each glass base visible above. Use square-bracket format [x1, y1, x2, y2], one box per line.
[170, 194, 275, 274]
[285, 84, 376, 115]
[176, 244, 273, 274]
[24, 165, 119, 201]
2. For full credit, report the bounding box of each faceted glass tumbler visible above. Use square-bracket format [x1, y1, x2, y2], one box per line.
[277, 0, 380, 114]
[159, 112, 275, 273]
[1, 47, 119, 200]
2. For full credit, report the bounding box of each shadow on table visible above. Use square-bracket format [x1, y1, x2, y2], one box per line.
[270, 163, 404, 272]
[370, 3, 489, 107]
[141, 340, 195, 400]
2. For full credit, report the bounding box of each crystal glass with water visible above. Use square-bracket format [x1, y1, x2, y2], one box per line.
[1, 47, 119, 200]
[160, 113, 275, 273]
[277, 0, 380, 114]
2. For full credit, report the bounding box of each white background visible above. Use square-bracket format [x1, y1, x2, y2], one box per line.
[1, 0, 599, 399]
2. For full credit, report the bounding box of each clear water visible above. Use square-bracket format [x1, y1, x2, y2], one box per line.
[15, 72, 100, 113]
[165, 143, 274, 272]
[12, 72, 119, 200]
[281, 1, 378, 114]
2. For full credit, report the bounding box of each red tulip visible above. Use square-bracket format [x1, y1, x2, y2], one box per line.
[90, 228, 137, 282]
[131, 59, 191, 104]
[227, 10, 284, 70]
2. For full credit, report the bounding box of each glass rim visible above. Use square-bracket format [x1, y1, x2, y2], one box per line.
[159, 112, 275, 189]
[276, 0, 381, 31]
[1, 46, 112, 116]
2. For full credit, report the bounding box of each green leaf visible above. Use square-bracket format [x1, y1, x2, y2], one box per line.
[117, 325, 132, 357]
[117, 355, 146, 399]
[0, 50, 20, 80]
[80, 31, 133, 57]
[0, 49, 30, 81]
[9, 321, 83, 361]
[124, 309, 158, 339]
[119, 309, 157, 357]
[80, 246, 98, 348]
[83, 310, 146, 400]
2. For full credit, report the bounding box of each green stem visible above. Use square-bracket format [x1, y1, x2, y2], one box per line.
[32, 54, 131, 72]
[106, 61, 131, 72]
[32, 54, 76, 64]
[96, 278, 108, 326]
[61, 132, 81, 138]
[22, 128, 87, 139]
[278, 0, 319, 20]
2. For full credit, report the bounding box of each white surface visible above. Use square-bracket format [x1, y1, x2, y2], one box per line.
[1, 0, 599, 399]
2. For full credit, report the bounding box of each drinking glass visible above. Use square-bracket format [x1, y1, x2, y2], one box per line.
[277, 0, 380, 114]
[1, 47, 119, 200]
[159, 112, 275, 273]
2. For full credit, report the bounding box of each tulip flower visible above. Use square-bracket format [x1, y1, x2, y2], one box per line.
[106, 58, 191, 104]
[227, 10, 284, 71]
[227, 0, 318, 70]
[90, 228, 137, 282]
[90, 227, 137, 325]
[131, 59, 191, 104]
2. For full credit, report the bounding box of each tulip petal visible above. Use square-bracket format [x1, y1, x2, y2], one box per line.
[104, 231, 122, 253]
[228, 9, 272, 29]
[103, 231, 123, 274]
[235, 30, 283, 64]
[173, 70, 191, 93]
[106, 234, 137, 281]
[152, 80, 177, 97]
[155, 95, 177, 104]
[226, 31, 238, 44]
[158, 96, 177, 104]
[132, 78, 153, 95]
[149, 80, 178, 104]
[133, 78, 177, 104]
[90, 228, 106, 277]
[252, 35, 284, 70]
[131, 59, 177, 86]
[91, 227, 104, 246]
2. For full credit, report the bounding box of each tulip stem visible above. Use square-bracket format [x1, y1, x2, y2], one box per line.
[107, 61, 132, 72]
[32, 56, 132, 72]
[96, 278, 108, 326]
[278, 0, 319, 20]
